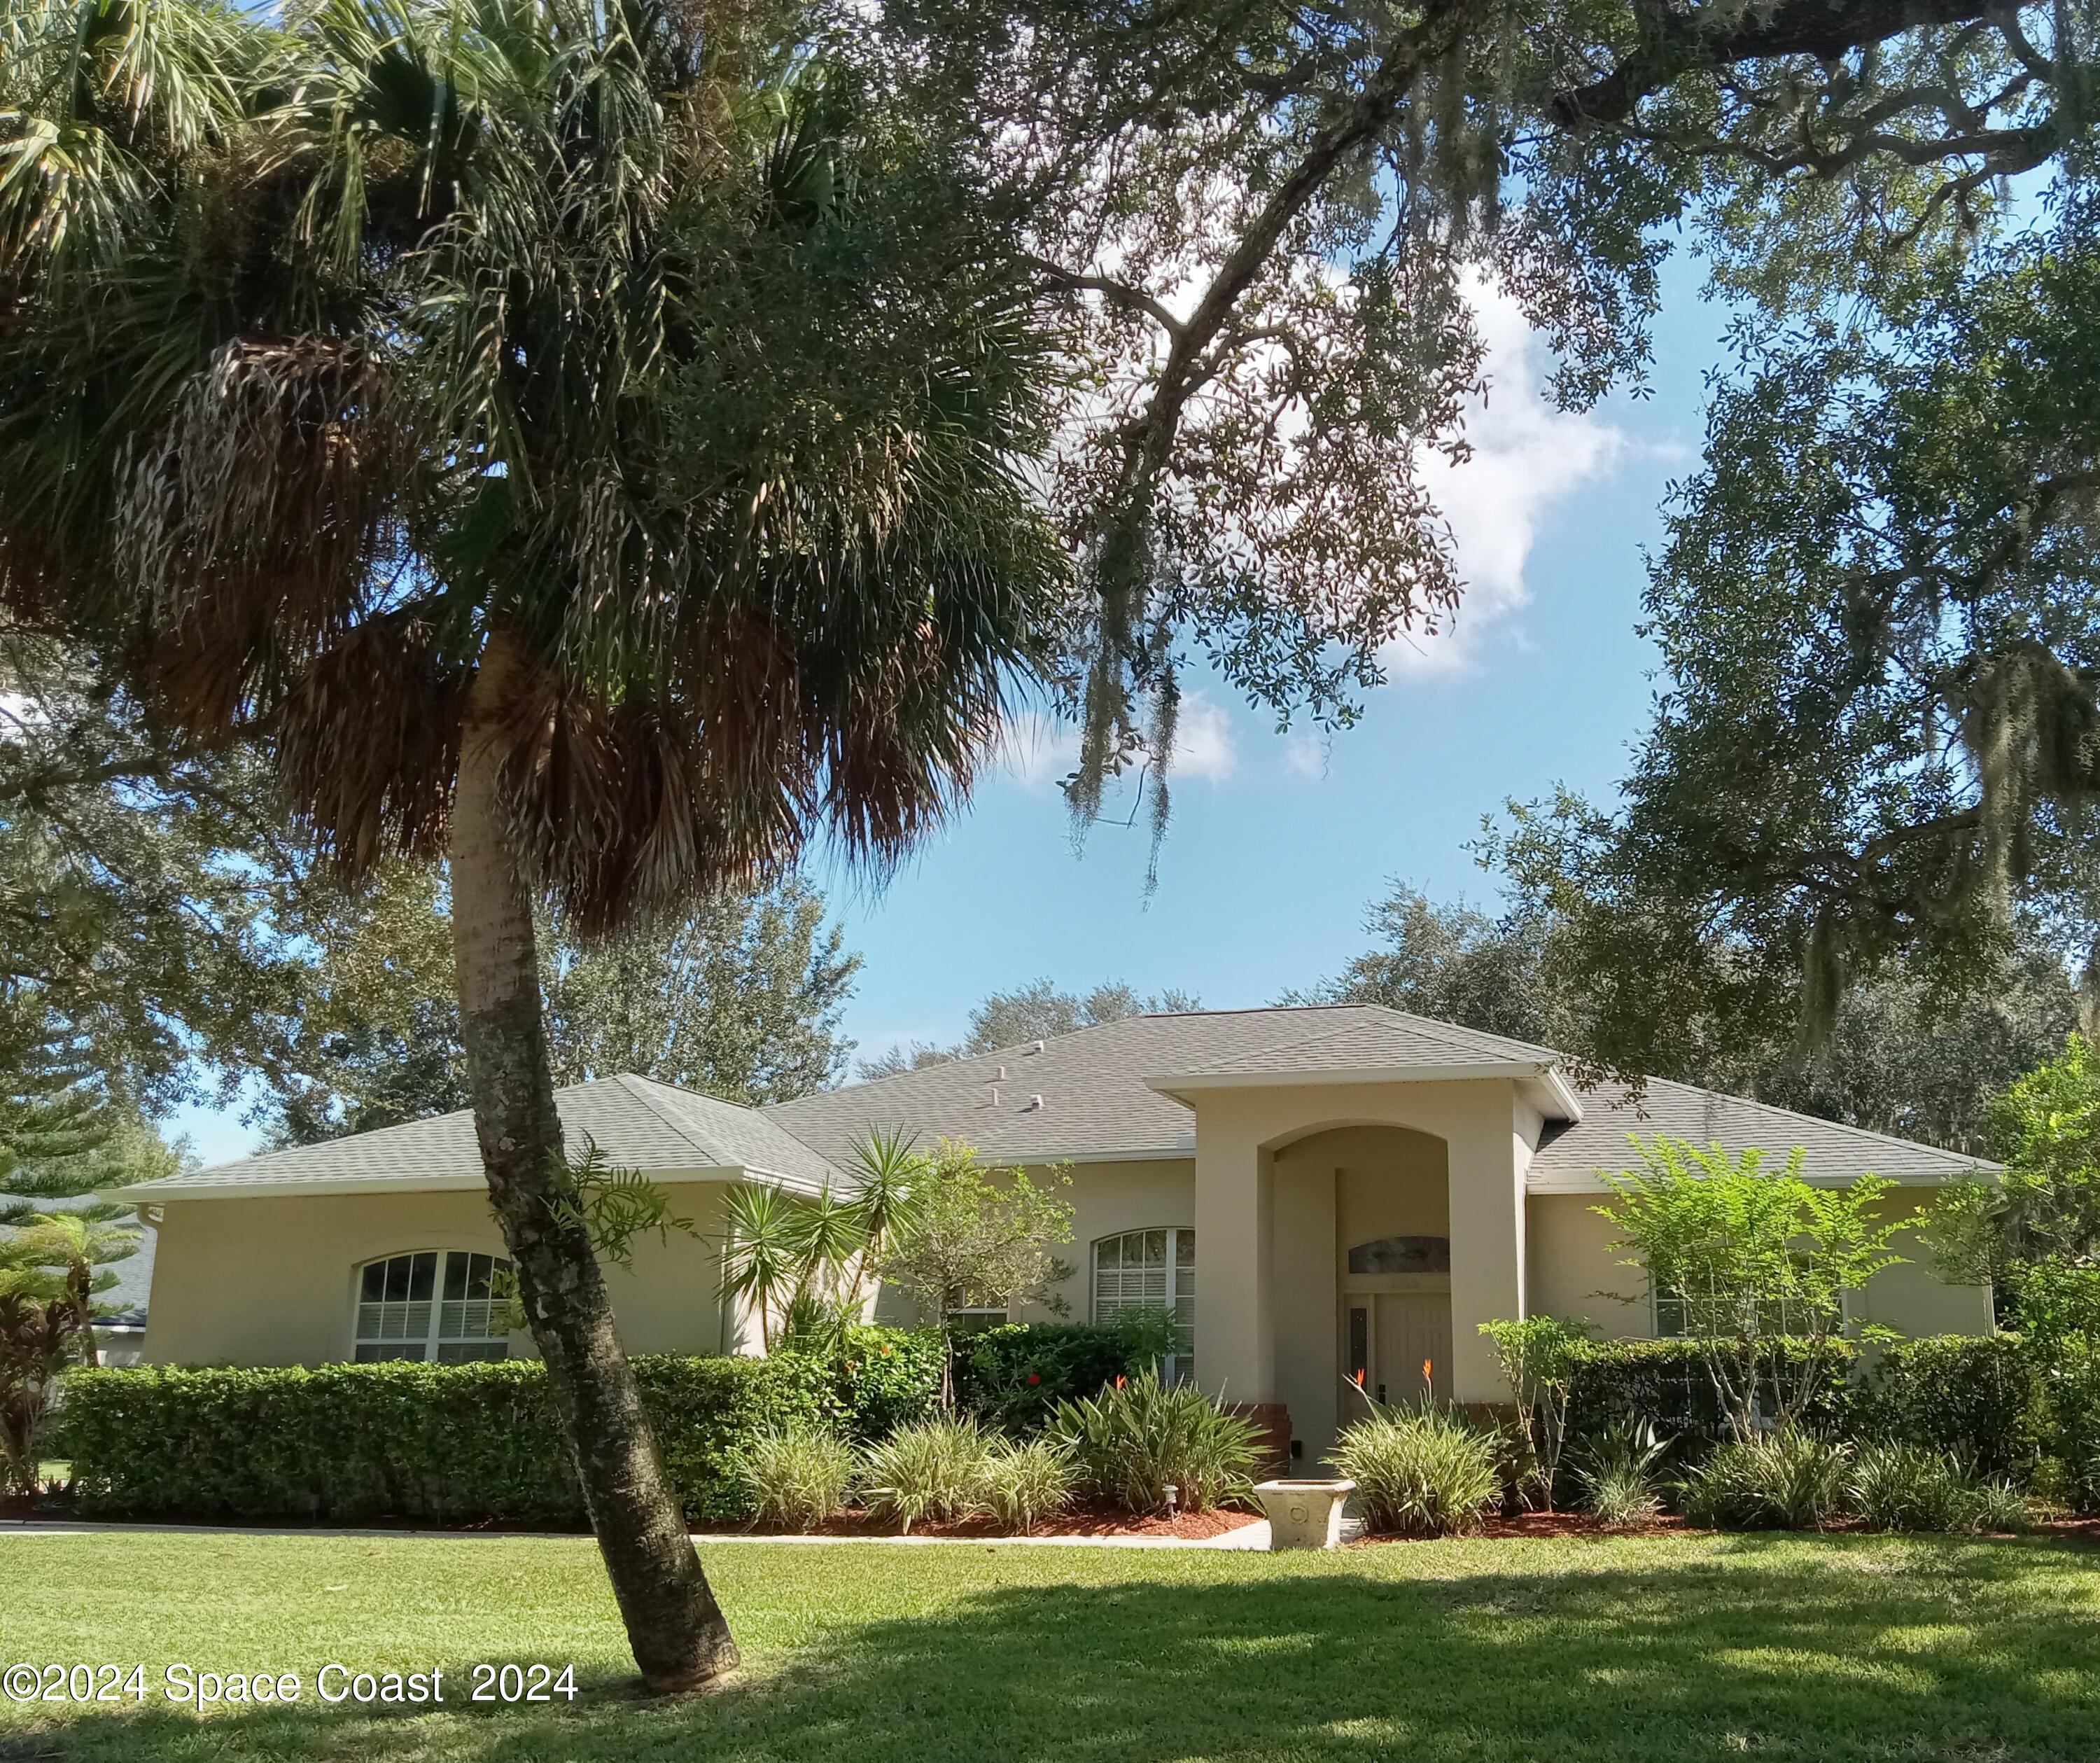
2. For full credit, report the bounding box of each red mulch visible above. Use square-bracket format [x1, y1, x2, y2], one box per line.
[745, 1503, 1264, 1541]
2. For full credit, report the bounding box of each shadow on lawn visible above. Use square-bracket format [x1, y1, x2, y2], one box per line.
[22, 1535, 2100, 1763]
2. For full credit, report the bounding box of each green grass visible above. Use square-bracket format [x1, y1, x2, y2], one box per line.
[1, 1530, 2095, 1761]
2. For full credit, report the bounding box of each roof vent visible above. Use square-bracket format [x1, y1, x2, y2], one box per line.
[995, 1065, 1008, 1081]
[1027, 1094, 1044, 1111]
[1030, 1040, 1045, 1054]
[990, 1087, 1000, 1107]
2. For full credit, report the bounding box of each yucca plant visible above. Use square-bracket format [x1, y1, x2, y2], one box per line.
[0, 0, 1062, 1691]
[1572, 1419, 1671, 1528]
[1680, 1427, 1851, 1531]
[859, 1414, 992, 1532]
[976, 1435, 1077, 1534]
[1050, 1369, 1259, 1514]
[1331, 1406, 1503, 1538]
[736, 1428, 855, 1532]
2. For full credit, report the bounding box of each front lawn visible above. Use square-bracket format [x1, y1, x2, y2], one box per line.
[1, 1530, 2094, 1762]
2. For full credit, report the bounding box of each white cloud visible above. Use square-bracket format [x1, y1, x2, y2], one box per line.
[1391, 275, 1629, 677]
[1170, 692, 1237, 782]
[996, 711, 1080, 793]
[1281, 730, 1329, 781]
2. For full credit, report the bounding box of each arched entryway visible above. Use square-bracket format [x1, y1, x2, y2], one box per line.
[1268, 1121, 1452, 1461]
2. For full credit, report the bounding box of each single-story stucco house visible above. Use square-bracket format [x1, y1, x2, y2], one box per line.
[112, 1004, 1994, 1461]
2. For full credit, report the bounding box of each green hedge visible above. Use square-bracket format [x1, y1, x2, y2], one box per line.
[1855, 1335, 2050, 1481]
[834, 1328, 945, 1440]
[1565, 1338, 1858, 1453]
[57, 1353, 833, 1524]
[953, 1319, 1166, 1431]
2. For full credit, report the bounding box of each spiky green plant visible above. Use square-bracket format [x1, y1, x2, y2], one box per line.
[975, 1435, 1077, 1534]
[1050, 1369, 1258, 1514]
[736, 1428, 855, 1532]
[1330, 1407, 1503, 1538]
[858, 1414, 991, 1532]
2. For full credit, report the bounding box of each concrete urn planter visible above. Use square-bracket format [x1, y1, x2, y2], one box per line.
[1252, 1477, 1356, 1550]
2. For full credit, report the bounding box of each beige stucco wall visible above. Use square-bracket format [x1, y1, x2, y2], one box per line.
[868, 1157, 1198, 1329]
[1522, 1186, 1996, 1339]
[144, 1183, 734, 1366]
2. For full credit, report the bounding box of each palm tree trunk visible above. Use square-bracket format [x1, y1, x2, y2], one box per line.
[451, 627, 738, 1692]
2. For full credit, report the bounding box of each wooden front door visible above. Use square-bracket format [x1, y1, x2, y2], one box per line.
[1343, 1291, 1452, 1408]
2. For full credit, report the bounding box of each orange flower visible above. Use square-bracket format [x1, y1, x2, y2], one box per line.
[1352, 1368, 1365, 1388]
[1422, 1358, 1434, 1386]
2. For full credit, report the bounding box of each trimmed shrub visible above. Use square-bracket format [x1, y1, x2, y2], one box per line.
[834, 1328, 945, 1441]
[736, 1427, 855, 1531]
[1051, 1370, 1258, 1514]
[1679, 1428, 1851, 1531]
[976, 1435, 1078, 1533]
[953, 1314, 1173, 1432]
[858, 1413, 990, 1531]
[1331, 1407, 1502, 1537]
[1856, 1335, 2050, 1482]
[1566, 1339, 1856, 1455]
[57, 1353, 834, 1524]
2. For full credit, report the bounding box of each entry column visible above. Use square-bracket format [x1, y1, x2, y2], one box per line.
[1444, 1110, 1526, 1405]
[1193, 1127, 1275, 1402]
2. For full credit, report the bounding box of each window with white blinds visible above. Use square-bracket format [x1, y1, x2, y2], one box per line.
[1091, 1228, 1195, 1385]
[354, 1250, 512, 1363]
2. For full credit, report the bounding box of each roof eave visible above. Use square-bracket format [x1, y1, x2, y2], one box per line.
[106, 1162, 827, 1204]
[1147, 1060, 1583, 1122]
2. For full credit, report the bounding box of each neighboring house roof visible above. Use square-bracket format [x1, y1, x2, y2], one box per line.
[1525, 1077, 1993, 1190]
[1, 1192, 155, 1327]
[105, 1004, 1991, 1202]
[111, 1073, 839, 1201]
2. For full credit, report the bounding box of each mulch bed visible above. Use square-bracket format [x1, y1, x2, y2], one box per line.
[741, 1503, 1264, 1541]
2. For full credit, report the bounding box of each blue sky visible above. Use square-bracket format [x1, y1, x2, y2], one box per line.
[172, 263, 1731, 1166]
[820, 265, 1731, 1068]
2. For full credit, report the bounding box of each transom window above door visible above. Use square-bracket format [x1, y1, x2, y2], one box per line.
[354, 1250, 512, 1363]
[1092, 1228, 1194, 1386]
[1345, 1235, 1450, 1276]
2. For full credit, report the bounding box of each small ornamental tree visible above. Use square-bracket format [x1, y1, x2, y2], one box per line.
[876, 1141, 1074, 1402]
[1595, 1136, 1913, 1437]
[1478, 1315, 1591, 1510]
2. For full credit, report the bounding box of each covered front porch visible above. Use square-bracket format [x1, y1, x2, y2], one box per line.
[1147, 1057, 1579, 1463]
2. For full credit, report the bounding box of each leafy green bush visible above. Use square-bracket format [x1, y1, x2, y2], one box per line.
[1846, 1441, 2024, 1533]
[975, 1435, 1077, 1533]
[953, 1313, 1174, 1432]
[833, 1328, 945, 1440]
[1572, 1419, 1669, 1527]
[1679, 1428, 1851, 1530]
[1856, 1335, 2049, 1482]
[1330, 1407, 1503, 1537]
[735, 1427, 855, 1530]
[57, 1355, 834, 1524]
[1566, 1339, 1856, 1455]
[1051, 1370, 1258, 1514]
[858, 1414, 990, 1531]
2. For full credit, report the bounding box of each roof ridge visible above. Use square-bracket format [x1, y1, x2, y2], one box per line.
[601, 1072, 725, 1163]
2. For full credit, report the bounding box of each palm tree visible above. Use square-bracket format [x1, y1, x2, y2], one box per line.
[0, 0, 1062, 1689]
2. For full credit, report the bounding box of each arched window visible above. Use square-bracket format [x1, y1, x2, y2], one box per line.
[1093, 1228, 1195, 1385]
[354, 1250, 513, 1363]
[1345, 1235, 1450, 1276]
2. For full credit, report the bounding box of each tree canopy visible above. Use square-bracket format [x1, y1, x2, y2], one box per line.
[271, 865, 860, 1143]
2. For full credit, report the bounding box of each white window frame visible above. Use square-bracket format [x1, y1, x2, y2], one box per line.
[353, 1249, 514, 1364]
[1091, 1227, 1195, 1385]
[946, 1304, 1010, 1335]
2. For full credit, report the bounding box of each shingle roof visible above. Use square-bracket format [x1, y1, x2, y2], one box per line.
[760, 1004, 1557, 1166]
[1163, 1012, 1562, 1080]
[1528, 1077, 1991, 1188]
[115, 1074, 840, 1199]
[113, 1005, 1989, 1201]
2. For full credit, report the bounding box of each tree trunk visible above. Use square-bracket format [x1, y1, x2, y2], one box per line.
[450, 628, 738, 1692]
